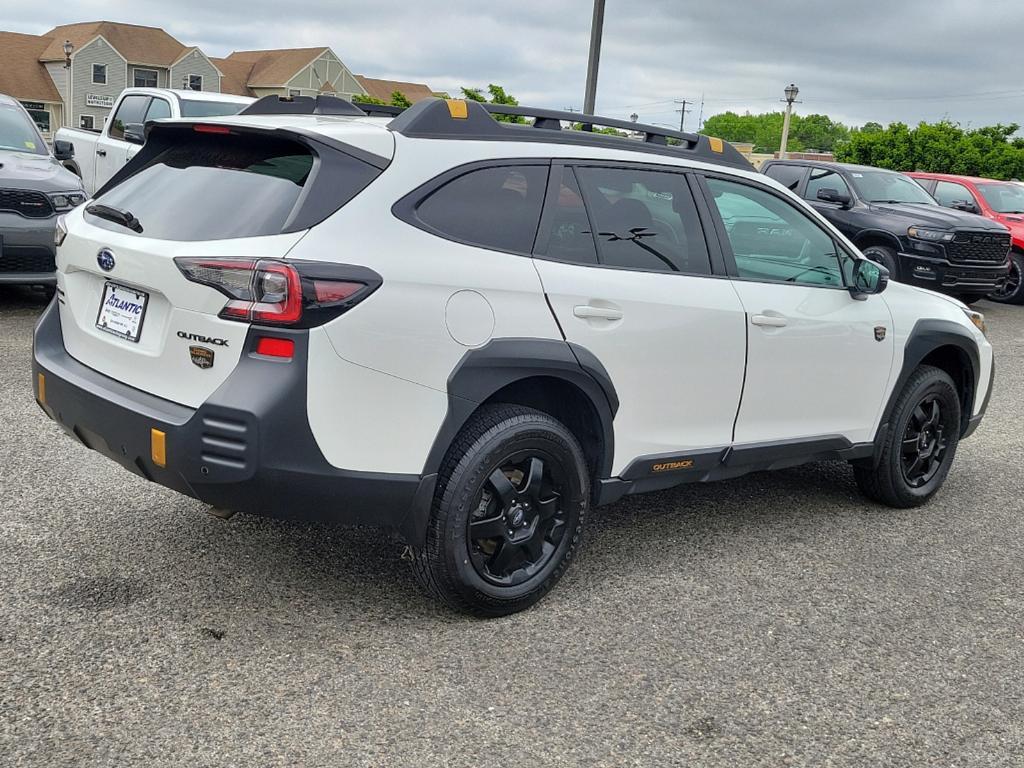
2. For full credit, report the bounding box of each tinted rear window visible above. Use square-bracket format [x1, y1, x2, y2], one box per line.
[88, 133, 314, 240]
[412, 165, 548, 254]
[179, 100, 249, 118]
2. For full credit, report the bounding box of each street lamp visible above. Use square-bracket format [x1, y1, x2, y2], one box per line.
[62, 41, 73, 129]
[630, 113, 638, 123]
[779, 83, 800, 160]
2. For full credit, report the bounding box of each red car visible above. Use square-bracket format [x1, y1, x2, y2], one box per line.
[908, 172, 1024, 304]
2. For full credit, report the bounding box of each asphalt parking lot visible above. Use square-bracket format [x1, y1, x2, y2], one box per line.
[2, 285, 1023, 767]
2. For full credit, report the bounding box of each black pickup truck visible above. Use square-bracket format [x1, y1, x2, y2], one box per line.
[761, 159, 1011, 302]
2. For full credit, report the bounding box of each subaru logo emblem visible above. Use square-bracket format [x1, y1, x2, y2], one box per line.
[97, 249, 115, 272]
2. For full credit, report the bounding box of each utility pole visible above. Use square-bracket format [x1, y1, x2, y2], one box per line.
[779, 83, 800, 159]
[583, 0, 605, 115]
[696, 93, 705, 132]
[675, 99, 691, 132]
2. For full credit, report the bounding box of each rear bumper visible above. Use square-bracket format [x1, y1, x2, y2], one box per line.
[32, 301, 435, 543]
[898, 251, 1009, 295]
[0, 213, 57, 285]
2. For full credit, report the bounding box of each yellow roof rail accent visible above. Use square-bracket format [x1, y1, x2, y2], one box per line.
[708, 137, 724, 153]
[446, 99, 469, 119]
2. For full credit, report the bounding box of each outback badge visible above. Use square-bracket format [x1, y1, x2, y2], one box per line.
[874, 326, 887, 342]
[190, 345, 215, 369]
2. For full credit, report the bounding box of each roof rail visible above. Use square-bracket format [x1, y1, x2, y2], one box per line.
[239, 94, 367, 117]
[387, 98, 752, 170]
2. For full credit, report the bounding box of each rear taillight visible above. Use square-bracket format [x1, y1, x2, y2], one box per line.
[174, 258, 381, 328]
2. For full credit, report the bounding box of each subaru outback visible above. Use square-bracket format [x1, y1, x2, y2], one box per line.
[33, 96, 994, 615]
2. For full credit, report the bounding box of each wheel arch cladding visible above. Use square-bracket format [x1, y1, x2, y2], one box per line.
[423, 338, 618, 486]
[856, 230, 902, 252]
[874, 319, 979, 455]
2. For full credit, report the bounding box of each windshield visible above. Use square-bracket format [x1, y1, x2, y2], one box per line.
[847, 170, 937, 205]
[179, 100, 249, 118]
[0, 102, 46, 155]
[976, 183, 1024, 214]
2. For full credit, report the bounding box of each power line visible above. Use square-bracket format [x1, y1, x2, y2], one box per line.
[675, 99, 692, 132]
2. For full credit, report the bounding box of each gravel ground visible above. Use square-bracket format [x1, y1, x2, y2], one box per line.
[1, 284, 1022, 767]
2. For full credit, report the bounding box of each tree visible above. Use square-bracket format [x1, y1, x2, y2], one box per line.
[390, 90, 412, 108]
[461, 84, 525, 123]
[700, 110, 850, 153]
[835, 120, 1024, 179]
[353, 94, 386, 105]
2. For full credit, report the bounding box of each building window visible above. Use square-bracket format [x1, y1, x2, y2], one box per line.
[187, 74, 203, 91]
[288, 89, 302, 97]
[134, 68, 158, 88]
[92, 64, 107, 84]
[80, 115, 95, 131]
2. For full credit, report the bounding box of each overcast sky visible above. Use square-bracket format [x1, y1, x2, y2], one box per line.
[5, 0, 1024, 131]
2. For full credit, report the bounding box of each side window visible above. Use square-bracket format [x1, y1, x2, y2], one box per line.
[92, 64, 107, 85]
[764, 164, 805, 192]
[414, 165, 548, 254]
[934, 181, 974, 209]
[804, 169, 850, 202]
[706, 177, 845, 288]
[188, 75, 203, 91]
[536, 166, 598, 264]
[574, 166, 711, 274]
[134, 68, 158, 88]
[144, 98, 171, 122]
[108, 95, 151, 141]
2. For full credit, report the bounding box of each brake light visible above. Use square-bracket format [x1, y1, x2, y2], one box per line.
[174, 257, 380, 328]
[193, 124, 232, 134]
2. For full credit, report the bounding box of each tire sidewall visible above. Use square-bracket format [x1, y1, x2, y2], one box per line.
[988, 250, 1024, 304]
[888, 372, 961, 502]
[441, 418, 588, 605]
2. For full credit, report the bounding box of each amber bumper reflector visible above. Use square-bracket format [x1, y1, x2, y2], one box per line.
[37, 373, 46, 405]
[151, 429, 167, 468]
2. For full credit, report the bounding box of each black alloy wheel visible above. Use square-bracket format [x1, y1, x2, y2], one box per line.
[861, 245, 900, 281]
[988, 251, 1024, 304]
[900, 394, 949, 488]
[468, 453, 570, 587]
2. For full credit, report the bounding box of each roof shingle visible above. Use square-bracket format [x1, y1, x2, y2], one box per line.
[355, 75, 435, 104]
[40, 21, 186, 66]
[0, 31, 62, 102]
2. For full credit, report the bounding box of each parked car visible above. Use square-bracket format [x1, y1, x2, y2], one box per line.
[907, 172, 1024, 304]
[762, 159, 1011, 304]
[56, 88, 253, 195]
[33, 96, 994, 615]
[0, 93, 85, 290]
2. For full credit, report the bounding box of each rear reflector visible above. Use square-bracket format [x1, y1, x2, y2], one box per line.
[255, 337, 295, 359]
[151, 429, 167, 468]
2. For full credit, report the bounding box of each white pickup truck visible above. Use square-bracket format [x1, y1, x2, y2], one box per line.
[56, 88, 253, 195]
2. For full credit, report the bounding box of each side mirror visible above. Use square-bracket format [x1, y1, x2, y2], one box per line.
[123, 124, 145, 145]
[53, 140, 74, 161]
[850, 258, 889, 299]
[951, 199, 979, 214]
[817, 187, 852, 208]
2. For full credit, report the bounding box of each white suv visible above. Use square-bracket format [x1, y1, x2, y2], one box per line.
[33, 96, 994, 616]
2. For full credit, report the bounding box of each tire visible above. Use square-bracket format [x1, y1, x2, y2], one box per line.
[411, 404, 589, 617]
[987, 250, 1024, 305]
[861, 245, 900, 281]
[854, 365, 961, 508]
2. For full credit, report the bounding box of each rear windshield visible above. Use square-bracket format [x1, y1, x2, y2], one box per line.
[88, 133, 312, 240]
[179, 100, 249, 118]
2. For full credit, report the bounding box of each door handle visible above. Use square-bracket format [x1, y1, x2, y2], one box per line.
[574, 305, 623, 321]
[751, 314, 788, 328]
[96, 149, 106, 157]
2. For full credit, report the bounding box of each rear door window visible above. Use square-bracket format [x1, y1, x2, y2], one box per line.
[574, 165, 711, 274]
[88, 131, 380, 241]
[763, 164, 806, 193]
[411, 164, 548, 254]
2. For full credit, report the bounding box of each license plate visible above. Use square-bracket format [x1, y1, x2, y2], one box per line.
[96, 282, 149, 343]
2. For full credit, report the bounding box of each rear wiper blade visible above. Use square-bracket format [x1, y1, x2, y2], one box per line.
[85, 203, 143, 233]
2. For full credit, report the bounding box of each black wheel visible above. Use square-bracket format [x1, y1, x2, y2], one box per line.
[412, 404, 588, 616]
[861, 245, 900, 281]
[854, 365, 961, 507]
[987, 250, 1024, 305]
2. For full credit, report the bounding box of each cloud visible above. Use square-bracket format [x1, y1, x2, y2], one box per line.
[3, 0, 1023, 129]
